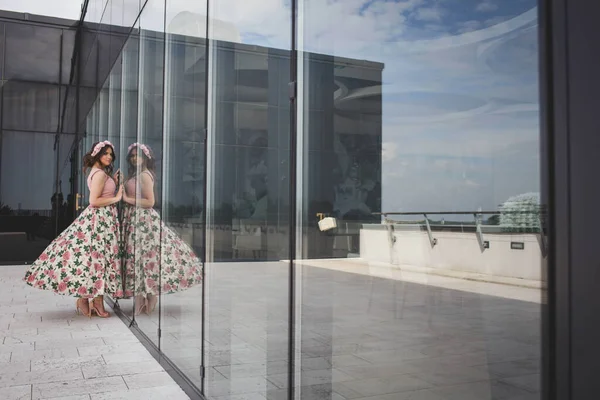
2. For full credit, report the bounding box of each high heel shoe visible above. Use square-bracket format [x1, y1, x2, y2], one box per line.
[134, 295, 147, 316]
[90, 296, 111, 318]
[146, 294, 158, 315]
[75, 298, 91, 318]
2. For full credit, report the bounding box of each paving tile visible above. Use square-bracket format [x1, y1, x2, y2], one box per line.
[339, 374, 433, 397]
[267, 384, 348, 400]
[1, 384, 32, 400]
[214, 360, 288, 379]
[268, 368, 355, 389]
[82, 360, 163, 379]
[205, 376, 278, 397]
[102, 351, 155, 365]
[210, 393, 267, 400]
[500, 374, 540, 393]
[70, 330, 125, 340]
[429, 380, 533, 400]
[31, 356, 105, 372]
[0, 368, 83, 388]
[32, 376, 127, 399]
[484, 359, 540, 379]
[405, 365, 492, 386]
[122, 371, 179, 390]
[0, 342, 35, 353]
[40, 396, 90, 400]
[90, 385, 189, 400]
[0, 360, 31, 373]
[101, 336, 141, 346]
[34, 338, 99, 351]
[11, 347, 81, 363]
[356, 389, 450, 400]
[337, 362, 420, 380]
[77, 343, 147, 357]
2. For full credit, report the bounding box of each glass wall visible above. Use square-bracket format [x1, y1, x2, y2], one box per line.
[0, 16, 79, 264]
[203, 0, 293, 395]
[295, 1, 541, 400]
[71, 0, 543, 399]
[159, 0, 206, 388]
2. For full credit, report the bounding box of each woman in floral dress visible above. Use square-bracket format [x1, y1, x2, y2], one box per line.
[122, 143, 203, 315]
[23, 141, 124, 318]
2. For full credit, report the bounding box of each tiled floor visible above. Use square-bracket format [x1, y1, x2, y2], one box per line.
[114, 259, 542, 400]
[3, 258, 543, 400]
[0, 265, 190, 400]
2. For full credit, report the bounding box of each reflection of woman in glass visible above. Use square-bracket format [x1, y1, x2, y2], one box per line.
[23, 141, 124, 318]
[122, 143, 203, 315]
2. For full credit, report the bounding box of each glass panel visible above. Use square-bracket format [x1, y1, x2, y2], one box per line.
[0, 131, 72, 263]
[5, 23, 62, 83]
[3, 81, 60, 132]
[61, 29, 76, 85]
[85, 0, 109, 25]
[296, 1, 541, 400]
[111, 0, 141, 31]
[158, 0, 207, 388]
[80, 35, 99, 90]
[108, 0, 130, 70]
[205, 0, 292, 397]
[0, 22, 5, 80]
[56, 134, 77, 234]
[128, 0, 165, 346]
[118, 34, 140, 318]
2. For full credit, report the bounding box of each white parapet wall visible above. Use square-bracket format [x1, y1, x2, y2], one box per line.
[360, 225, 542, 281]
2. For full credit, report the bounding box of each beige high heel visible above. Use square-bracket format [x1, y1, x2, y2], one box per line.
[90, 296, 110, 318]
[146, 294, 158, 315]
[134, 295, 147, 316]
[75, 298, 91, 318]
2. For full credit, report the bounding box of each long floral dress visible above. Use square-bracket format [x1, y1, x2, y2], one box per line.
[23, 168, 124, 298]
[122, 171, 203, 296]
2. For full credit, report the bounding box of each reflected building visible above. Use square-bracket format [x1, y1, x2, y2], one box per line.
[0, 11, 382, 264]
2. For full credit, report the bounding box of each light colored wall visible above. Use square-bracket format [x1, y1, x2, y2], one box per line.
[360, 226, 542, 281]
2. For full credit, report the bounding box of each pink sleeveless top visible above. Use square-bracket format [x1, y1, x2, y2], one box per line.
[87, 168, 116, 199]
[125, 170, 154, 197]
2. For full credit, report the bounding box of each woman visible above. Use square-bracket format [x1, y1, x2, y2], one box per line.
[122, 143, 203, 315]
[23, 140, 124, 318]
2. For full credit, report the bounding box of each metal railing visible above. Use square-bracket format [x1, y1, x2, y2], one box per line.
[373, 210, 547, 258]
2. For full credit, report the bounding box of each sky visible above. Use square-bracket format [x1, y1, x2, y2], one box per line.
[0, 0, 82, 20]
[0, 0, 540, 215]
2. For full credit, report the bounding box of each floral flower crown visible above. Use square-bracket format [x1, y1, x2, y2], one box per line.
[91, 141, 114, 157]
[128, 142, 152, 159]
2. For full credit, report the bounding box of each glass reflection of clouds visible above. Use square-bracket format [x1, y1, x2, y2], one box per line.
[165, 0, 539, 214]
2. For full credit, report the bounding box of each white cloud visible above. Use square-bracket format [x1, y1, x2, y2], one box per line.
[382, 142, 398, 162]
[413, 6, 443, 22]
[476, 0, 499, 13]
[457, 20, 483, 33]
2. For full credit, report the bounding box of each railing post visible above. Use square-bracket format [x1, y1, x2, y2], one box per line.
[383, 214, 397, 265]
[474, 212, 486, 253]
[423, 214, 437, 248]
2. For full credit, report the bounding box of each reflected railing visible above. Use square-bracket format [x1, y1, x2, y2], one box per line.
[373, 207, 548, 258]
[372, 209, 547, 264]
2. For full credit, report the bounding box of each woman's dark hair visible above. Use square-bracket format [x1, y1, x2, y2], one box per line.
[82, 141, 116, 175]
[127, 144, 156, 179]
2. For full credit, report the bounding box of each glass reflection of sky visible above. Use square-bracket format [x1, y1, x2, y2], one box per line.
[171, 0, 540, 214]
